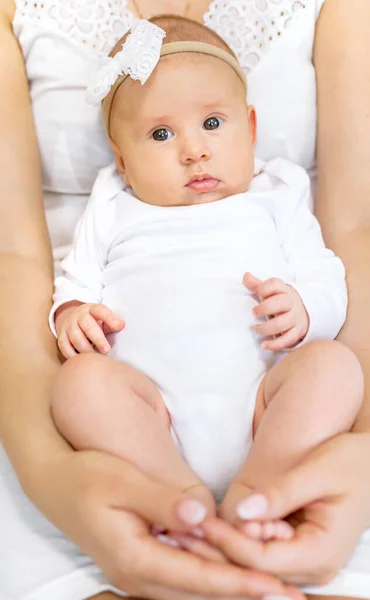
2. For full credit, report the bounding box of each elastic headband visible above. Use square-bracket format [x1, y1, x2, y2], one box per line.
[85, 20, 247, 136]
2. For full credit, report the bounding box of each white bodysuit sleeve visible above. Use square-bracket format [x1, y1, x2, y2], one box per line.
[278, 168, 347, 344]
[49, 164, 122, 336]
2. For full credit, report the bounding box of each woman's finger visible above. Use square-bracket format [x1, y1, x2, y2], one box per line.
[254, 294, 291, 318]
[121, 524, 291, 598]
[223, 434, 368, 527]
[94, 455, 209, 532]
[262, 327, 299, 351]
[90, 303, 125, 332]
[236, 437, 349, 523]
[201, 514, 334, 584]
[78, 313, 111, 354]
[66, 324, 96, 354]
[169, 533, 228, 562]
[106, 464, 299, 594]
[254, 312, 294, 337]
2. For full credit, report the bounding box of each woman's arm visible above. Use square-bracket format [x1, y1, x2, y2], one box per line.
[0, 0, 64, 475]
[315, 0, 370, 432]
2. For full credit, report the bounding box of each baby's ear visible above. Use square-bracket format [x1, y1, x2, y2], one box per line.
[109, 139, 131, 186]
[248, 105, 257, 146]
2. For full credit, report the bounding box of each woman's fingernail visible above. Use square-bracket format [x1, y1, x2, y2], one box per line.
[157, 534, 181, 549]
[237, 494, 269, 520]
[176, 499, 208, 525]
[191, 527, 205, 538]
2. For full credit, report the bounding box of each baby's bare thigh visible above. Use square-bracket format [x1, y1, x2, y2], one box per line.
[53, 353, 170, 425]
[253, 340, 363, 434]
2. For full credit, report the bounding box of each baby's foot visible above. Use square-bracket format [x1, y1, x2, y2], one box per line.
[239, 519, 294, 541]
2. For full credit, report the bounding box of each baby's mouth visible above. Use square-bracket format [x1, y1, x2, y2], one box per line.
[186, 173, 220, 193]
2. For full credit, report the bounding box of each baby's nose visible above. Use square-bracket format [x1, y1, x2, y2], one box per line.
[180, 136, 211, 164]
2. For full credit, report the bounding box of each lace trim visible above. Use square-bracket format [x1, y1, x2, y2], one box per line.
[86, 20, 166, 104]
[204, 0, 307, 73]
[14, 0, 308, 65]
[13, 0, 136, 54]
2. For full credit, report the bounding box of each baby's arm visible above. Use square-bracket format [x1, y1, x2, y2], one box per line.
[49, 166, 122, 351]
[245, 167, 347, 352]
[55, 301, 124, 358]
[278, 176, 347, 344]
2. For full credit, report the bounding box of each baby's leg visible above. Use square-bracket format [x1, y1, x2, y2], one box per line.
[52, 354, 214, 512]
[226, 340, 363, 539]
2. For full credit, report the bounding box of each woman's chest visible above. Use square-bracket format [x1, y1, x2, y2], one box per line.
[13, 0, 324, 195]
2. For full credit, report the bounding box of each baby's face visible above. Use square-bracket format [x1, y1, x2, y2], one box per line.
[111, 54, 256, 207]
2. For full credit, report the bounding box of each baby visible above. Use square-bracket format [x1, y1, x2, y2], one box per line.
[50, 16, 363, 542]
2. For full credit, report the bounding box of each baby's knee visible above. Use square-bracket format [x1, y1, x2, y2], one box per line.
[304, 339, 363, 406]
[52, 354, 108, 431]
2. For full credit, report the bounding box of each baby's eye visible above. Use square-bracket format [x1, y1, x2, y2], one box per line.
[203, 117, 224, 131]
[152, 128, 174, 141]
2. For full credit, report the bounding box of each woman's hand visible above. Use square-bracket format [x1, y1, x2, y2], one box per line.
[32, 448, 301, 600]
[202, 432, 370, 586]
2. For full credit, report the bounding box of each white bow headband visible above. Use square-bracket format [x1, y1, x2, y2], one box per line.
[86, 19, 247, 134]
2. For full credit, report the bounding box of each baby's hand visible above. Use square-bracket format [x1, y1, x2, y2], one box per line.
[55, 301, 125, 359]
[244, 273, 309, 351]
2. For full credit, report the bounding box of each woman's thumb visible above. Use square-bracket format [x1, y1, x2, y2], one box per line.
[115, 463, 214, 532]
[236, 461, 332, 522]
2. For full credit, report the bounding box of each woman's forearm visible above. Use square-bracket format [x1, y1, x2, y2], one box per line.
[0, 254, 71, 497]
[329, 227, 370, 432]
[0, 5, 71, 494]
[314, 1, 370, 433]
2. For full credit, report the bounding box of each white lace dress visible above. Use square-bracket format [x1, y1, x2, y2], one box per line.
[0, 1, 368, 598]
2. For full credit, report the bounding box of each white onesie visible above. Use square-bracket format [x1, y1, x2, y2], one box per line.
[50, 158, 347, 501]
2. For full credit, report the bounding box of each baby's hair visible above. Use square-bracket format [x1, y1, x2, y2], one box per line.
[105, 16, 244, 137]
[109, 14, 237, 61]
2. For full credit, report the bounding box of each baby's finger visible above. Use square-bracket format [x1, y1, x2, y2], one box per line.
[254, 294, 291, 319]
[78, 313, 111, 354]
[262, 327, 299, 351]
[243, 272, 263, 295]
[254, 312, 294, 337]
[258, 277, 287, 300]
[66, 324, 96, 354]
[57, 332, 78, 359]
[90, 303, 125, 332]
